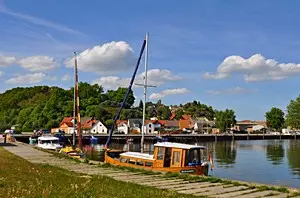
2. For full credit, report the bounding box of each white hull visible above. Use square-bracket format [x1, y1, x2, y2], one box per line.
[37, 144, 62, 150]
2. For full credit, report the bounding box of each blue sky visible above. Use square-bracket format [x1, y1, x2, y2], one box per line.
[1, 0, 300, 120]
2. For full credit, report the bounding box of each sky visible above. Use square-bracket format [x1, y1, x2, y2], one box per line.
[1, 0, 300, 120]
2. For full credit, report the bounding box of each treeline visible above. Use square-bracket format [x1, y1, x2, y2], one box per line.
[0, 83, 236, 132]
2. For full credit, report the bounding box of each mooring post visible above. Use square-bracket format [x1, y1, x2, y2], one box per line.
[4, 134, 7, 144]
[215, 135, 217, 142]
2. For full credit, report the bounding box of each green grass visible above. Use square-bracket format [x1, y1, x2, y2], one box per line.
[0, 147, 201, 198]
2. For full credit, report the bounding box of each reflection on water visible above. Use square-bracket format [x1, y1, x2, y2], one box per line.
[84, 139, 300, 188]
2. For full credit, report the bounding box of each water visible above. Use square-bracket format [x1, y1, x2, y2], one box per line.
[84, 139, 300, 188]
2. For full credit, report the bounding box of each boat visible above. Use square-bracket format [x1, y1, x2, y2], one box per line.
[37, 136, 62, 150]
[105, 142, 209, 175]
[59, 52, 84, 159]
[104, 33, 210, 175]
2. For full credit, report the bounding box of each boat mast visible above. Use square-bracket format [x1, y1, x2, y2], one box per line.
[72, 53, 76, 148]
[105, 37, 147, 149]
[135, 33, 156, 153]
[74, 52, 82, 149]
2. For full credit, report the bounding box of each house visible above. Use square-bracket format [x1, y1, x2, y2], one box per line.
[233, 120, 267, 133]
[179, 119, 193, 130]
[169, 113, 176, 120]
[51, 117, 76, 134]
[128, 119, 143, 133]
[116, 120, 129, 134]
[144, 120, 155, 134]
[194, 120, 215, 133]
[164, 120, 179, 130]
[82, 118, 108, 134]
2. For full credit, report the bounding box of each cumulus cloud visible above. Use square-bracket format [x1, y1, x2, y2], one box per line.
[18, 56, 58, 71]
[92, 69, 182, 89]
[149, 88, 190, 99]
[203, 54, 300, 82]
[0, 71, 4, 77]
[0, 55, 16, 67]
[5, 73, 46, 84]
[66, 41, 136, 75]
[206, 86, 255, 95]
[62, 74, 71, 81]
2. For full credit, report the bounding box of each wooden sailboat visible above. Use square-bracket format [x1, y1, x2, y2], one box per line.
[59, 52, 84, 159]
[104, 33, 210, 175]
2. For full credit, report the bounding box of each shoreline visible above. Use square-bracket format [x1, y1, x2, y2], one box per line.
[1, 140, 299, 197]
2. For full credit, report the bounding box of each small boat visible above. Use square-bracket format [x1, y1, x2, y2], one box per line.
[59, 146, 84, 159]
[105, 142, 209, 175]
[37, 136, 62, 150]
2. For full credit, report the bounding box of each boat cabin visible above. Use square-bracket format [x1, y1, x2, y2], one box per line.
[37, 136, 62, 150]
[152, 142, 206, 168]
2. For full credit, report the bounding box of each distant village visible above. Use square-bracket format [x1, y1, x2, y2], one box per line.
[51, 106, 267, 135]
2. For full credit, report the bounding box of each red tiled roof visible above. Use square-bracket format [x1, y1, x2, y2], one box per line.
[60, 117, 74, 127]
[182, 114, 192, 120]
[157, 120, 166, 126]
[116, 120, 128, 125]
[170, 113, 176, 120]
[83, 119, 97, 129]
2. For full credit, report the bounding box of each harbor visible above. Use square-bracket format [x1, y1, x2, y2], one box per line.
[1, 140, 300, 198]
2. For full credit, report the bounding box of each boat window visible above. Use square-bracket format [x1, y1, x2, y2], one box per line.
[128, 158, 136, 165]
[145, 162, 153, 167]
[172, 151, 181, 165]
[185, 149, 201, 166]
[51, 140, 58, 144]
[120, 157, 127, 163]
[136, 160, 144, 166]
[157, 147, 164, 160]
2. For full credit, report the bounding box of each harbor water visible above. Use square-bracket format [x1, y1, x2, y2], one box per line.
[84, 139, 300, 188]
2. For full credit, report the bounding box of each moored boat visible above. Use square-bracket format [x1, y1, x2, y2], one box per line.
[105, 142, 209, 175]
[37, 136, 62, 150]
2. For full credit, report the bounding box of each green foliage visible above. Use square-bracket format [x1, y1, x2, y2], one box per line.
[157, 106, 171, 120]
[286, 96, 300, 129]
[0, 83, 135, 131]
[215, 109, 236, 132]
[265, 107, 285, 130]
[175, 109, 184, 120]
[105, 119, 114, 127]
[183, 100, 214, 120]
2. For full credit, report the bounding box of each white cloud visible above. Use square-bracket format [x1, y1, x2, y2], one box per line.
[66, 41, 136, 75]
[62, 74, 71, 81]
[206, 86, 255, 95]
[203, 54, 300, 82]
[0, 71, 4, 77]
[149, 88, 190, 99]
[0, 55, 16, 67]
[5, 73, 46, 84]
[92, 69, 182, 89]
[18, 56, 58, 71]
[0, 3, 83, 36]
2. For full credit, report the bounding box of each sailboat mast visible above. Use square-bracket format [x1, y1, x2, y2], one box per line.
[141, 32, 149, 152]
[74, 52, 82, 149]
[72, 53, 76, 148]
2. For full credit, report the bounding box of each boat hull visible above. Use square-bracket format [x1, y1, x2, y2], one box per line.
[105, 152, 209, 176]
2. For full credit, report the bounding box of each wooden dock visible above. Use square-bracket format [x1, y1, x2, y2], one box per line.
[1, 141, 299, 198]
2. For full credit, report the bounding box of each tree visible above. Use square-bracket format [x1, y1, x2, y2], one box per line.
[286, 96, 300, 129]
[138, 100, 143, 110]
[105, 119, 114, 128]
[175, 109, 184, 120]
[157, 106, 171, 120]
[265, 107, 285, 131]
[215, 109, 236, 132]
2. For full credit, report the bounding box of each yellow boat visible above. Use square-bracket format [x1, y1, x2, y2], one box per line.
[59, 146, 84, 159]
[105, 142, 209, 176]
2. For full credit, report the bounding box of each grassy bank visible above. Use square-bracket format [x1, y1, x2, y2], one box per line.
[0, 147, 200, 198]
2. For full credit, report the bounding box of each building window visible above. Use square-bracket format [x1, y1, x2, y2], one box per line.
[102, 129, 104, 133]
